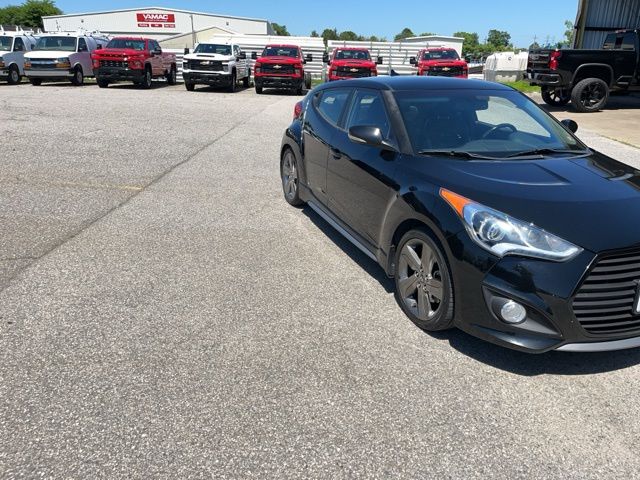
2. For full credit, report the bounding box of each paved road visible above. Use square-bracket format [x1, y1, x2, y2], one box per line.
[1, 82, 640, 478]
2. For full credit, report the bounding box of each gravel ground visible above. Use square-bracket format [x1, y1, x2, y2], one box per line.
[1, 81, 640, 479]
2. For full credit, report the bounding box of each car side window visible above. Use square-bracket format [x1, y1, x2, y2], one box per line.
[346, 89, 391, 138]
[13, 37, 25, 51]
[622, 32, 636, 51]
[315, 88, 351, 127]
[77, 38, 88, 52]
[233, 45, 239, 56]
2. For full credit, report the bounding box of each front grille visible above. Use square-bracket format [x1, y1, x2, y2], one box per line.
[335, 67, 371, 78]
[573, 250, 640, 336]
[186, 60, 223, 71]
[100, 60, 127, 68]
[29, 61, 57, 69]
[427, 66, 464, 77]
[260, 64, 295, 75]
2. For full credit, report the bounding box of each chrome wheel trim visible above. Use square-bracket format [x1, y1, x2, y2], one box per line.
[398, 239, 444, 320]
[282, 152, 298, 200]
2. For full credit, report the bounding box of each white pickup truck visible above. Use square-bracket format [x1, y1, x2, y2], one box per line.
[182, 42, 251, 92]
[24, 31, 109, 86]
[0, 28, 38, 85]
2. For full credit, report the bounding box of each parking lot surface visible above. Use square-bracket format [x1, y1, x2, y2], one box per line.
[2, 82, 640, 478]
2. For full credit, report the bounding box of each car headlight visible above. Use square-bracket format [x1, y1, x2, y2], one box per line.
[222, 62, 229, 72]
[440, 188, 582, 261]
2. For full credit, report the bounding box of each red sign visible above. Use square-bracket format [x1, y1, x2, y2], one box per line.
[136, 12, 175, 23]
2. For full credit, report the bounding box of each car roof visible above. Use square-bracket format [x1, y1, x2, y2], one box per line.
[264, 44, 300, 48]
[314, 76, 514, 92]
[111, 36, 149, 40]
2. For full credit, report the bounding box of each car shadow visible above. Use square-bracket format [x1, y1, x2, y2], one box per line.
[100, 81, 175, 90]
[302, 206, 394, 293]
[188, 84, 253, 93]
[538, 93, 640, 112]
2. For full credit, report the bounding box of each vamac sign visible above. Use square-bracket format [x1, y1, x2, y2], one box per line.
[136, 12, 176, 28]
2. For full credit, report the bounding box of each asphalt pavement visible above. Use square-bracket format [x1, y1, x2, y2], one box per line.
[1, 81, 640, 479]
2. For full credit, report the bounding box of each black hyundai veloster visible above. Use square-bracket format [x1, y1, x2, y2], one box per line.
[280, 76, 640, 353]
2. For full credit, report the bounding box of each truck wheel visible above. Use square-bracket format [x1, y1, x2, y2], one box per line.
[255, 85, 263, 94]
[71, 66, 84, 86]
[7, 65, 20, 85]
[185, 82, 195, 91]
[228, 71, 237, 93]
[305, 74, 312, 90]
[295, 84, 304, 95]
[29, 78, 42, 86]
[97, 79, 109, 88]
[243, 69, 250, 88]
[571, 78, 609, 113]
[541, 86, 570, 107]
[140, 67, 153, 89]
[166, 65, 177, 85]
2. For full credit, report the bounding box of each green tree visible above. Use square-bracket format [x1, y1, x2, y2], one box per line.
[419, 32, 436, 37]
[563, 20, 574, 46]
[0, 0, 61, 29]
[310, 30, 319, 37]
[487, 29, 511, 49]
[394, 27, 415, 41]
[271, 22, 290, 36]
[453, 31, 480, 56]
[321, 28, 339, 45]
[529, 41, 541, 50]
[338, 30, 359, 41]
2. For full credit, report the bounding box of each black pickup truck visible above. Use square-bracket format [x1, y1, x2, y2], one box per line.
[528, 30, 640, 112]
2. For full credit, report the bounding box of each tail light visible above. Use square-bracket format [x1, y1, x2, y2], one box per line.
[293, 101, 303, 120]
[549, 50, 562, 71]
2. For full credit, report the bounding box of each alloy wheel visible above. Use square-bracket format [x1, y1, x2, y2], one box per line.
[282, 151, 298, 200]
[397, 239, 444, 320]
[580, 83, 606, 108]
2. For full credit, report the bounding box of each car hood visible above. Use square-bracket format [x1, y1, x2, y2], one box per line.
[184, 53, 232, 61]
[26, 50, 74, 59]
[420, 59, 467, 67]
[257, 56, 299, 64]
[331, 59, 376, 68]
[92, 48, 146, 58]
[426, 151, 640, 253]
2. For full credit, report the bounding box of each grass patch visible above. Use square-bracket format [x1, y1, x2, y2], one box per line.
[499, 80, 540, 93]
[311, 78, 324, 87]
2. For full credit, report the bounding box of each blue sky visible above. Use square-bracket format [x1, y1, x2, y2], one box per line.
[2, 0, 579, 47]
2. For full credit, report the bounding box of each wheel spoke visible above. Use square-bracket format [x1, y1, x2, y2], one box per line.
[402, 245, 421, 271]
[426, 278, 443, 302]
[398, 275, 419, 299]
[421, 245, 435, 272]
[417, 290, 430, 318]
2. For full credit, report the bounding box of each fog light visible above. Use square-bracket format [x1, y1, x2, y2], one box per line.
[500, 301, 527, 324]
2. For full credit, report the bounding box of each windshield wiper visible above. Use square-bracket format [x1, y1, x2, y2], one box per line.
[506, 148, 590, 158]
[417, 150, 498, 160]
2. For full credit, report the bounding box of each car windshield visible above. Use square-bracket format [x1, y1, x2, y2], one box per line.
[335, 49, 371, 60]
[0, 37, 11, 51]
[106, 39, 146, 50]
[423, 50, 460, 60]
[194, 44, 232, 55]
[262, 46, 299, 57]
[395, 89, 585, 158]
[35, 36, 77, 52]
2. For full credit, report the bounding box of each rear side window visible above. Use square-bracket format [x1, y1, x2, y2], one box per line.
[603, 34, 617, 49]
[622, 32, 636, 50]
[315, 88, 351, 126]
[13, 37, 25, 51]
[78, 38, 88, 52]
[346, 89, 391, 138]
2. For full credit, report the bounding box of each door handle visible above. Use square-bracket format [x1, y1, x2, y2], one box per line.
[331, 148, 342, 159]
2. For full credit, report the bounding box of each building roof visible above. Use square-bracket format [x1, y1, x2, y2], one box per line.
[42, 6, 269, 24]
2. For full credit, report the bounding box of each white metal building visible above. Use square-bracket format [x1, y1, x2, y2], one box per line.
[42, 6, 273, 42]
[574, 0, 640, 48]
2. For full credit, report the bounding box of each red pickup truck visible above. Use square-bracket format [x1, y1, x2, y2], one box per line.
[323, 47, 382, 81]
[410, 48, 468, 78]
[253, 44, 312, 95]
[91, 37, 177, 89]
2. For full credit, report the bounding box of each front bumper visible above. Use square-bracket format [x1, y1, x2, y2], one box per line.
[95, 67, 144, 82]
[183, 71, 232, 85]
[446, 231, 640, 353]
[25, 68, 73, 79]
[254, 75, 303, 89]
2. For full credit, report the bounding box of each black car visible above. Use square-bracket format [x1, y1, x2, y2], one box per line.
[280, 76, 640, 353]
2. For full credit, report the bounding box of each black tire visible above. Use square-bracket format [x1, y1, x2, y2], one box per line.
[7, 65, 20, 85]
[228, 71, 237, 93]
[70, 66, 84, 86]
[185, 81, 195, 91]
[394, 229, 454, 332]
[296, 84, 304, 95]
[242, 70, 250, 88]
[281, 148, 304, 207]
[571, 78, 609, 113]
[255, 85, 263, 94]
[29, 78, 42, 86]
[304, 74, 312, 90]
[97, 79, 109, 88]
[541, 86, 570, 107]
[166, 65, 177, 85]
[140, 67, 153, 89]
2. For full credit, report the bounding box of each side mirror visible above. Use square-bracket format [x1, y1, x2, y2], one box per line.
[251, 52, 258, 60]
[154, 48, 162, 55]
[306, 54, 313, 62]
[348, 125, 398, 152]
[322, 52, 329, 64]
[409, 56, 417, 65]
[376, 56, 383, 65]
[561, 118, 578, 133]
[184, 47, 190, 54]
[239, 52, 247, 60]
